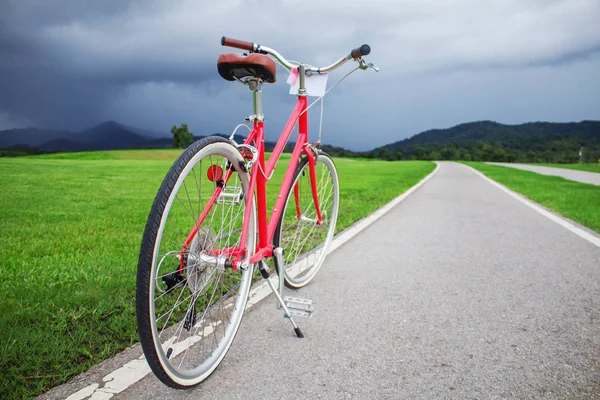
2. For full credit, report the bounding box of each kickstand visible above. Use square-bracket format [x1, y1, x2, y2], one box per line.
[259, 260, 304, 338]
[273, 247, 285, 310]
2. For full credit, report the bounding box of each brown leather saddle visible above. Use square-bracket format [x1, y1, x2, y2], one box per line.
[217, 53, 277, 83]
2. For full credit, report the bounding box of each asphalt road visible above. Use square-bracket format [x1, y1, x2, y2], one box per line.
[487, 162, 600, 186]
[49, 162, 600, 399]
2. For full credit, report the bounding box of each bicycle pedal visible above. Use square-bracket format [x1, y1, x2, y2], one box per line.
[217, 186, 244, 205]
[283, 296, 314, 318]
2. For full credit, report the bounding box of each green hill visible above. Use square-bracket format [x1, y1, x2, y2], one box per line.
[363, 120, 600, 163]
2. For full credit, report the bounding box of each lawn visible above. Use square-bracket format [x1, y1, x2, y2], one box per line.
[0, 149, 434, 399]
[529, 163, 600, 174]
[27, 149, 185, 161]
[464, 162, 600, 233]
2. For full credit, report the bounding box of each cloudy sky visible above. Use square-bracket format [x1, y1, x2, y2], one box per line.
[1, 0, 599, 150]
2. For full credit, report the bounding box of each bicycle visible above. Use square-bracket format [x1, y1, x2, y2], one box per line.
[136, 35, 379, 389]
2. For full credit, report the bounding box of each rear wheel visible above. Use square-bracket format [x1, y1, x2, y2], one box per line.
[136, 136, 256, 388]
[274, 151, 339, 288]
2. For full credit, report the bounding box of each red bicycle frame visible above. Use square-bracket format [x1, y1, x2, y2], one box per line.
[180, 92, 324, 271]
[174, 36, 377, 275]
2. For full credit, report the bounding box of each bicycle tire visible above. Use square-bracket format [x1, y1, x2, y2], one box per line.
[274, 151, 339, 288]
[136, 136, 256, 388]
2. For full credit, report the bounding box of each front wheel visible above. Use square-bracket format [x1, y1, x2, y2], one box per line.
[274, 151, 340, 288]
[136, 136, 256, 388]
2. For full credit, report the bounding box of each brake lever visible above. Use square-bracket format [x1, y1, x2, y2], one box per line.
[358, 58, 380, 72]
[368, 63, 380, 72]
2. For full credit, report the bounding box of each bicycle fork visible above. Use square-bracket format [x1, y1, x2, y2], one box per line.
[257, 252, 304, 338]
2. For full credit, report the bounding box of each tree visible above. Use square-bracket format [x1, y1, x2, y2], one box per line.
[376, 147, 395, 161]
[171, 123, 194, 148]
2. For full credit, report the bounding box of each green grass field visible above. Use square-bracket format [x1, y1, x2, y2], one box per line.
[464, 162, 600, 233]
[0, 149, 434, 399]
[529, 163, 600, 173]
[26, 149, 185, 161]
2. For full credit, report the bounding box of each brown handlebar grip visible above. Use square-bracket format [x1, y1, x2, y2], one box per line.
[221, 36, 254, 51]
[350, 44, 371, 59]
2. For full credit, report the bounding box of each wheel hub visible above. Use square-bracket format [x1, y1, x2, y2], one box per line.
[186, 228, 217, 295]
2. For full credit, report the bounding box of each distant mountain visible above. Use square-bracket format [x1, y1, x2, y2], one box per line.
[0, 128, 76, 148]
[140, 137, 174, 148]
[0, 121, 175, 152]
[73, 121, 149, 150]
[38, 138, 90, 152]
[377, 120, 600, 153]
[368, 120, 600, 163]
[121, 124, 169, 139]
[0, 120, 284, 153]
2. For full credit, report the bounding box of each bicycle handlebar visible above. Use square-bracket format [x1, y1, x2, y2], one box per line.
[221, 36, 371, 75]
[221, 36, 254, 51]
[350, 44, 371, 59]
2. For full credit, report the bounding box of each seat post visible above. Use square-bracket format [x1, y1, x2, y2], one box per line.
[247, 78, 264, 122]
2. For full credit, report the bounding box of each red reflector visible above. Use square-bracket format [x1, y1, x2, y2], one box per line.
[207, 165, 223, 182]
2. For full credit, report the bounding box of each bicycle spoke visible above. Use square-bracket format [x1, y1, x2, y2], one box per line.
[179, 271, 223, 369]
[275, 154, 338, 288]
[137, 138, 256, 386]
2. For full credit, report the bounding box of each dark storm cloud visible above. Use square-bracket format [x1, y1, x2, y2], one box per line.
[0, 0, 216, 129]
[0, 26, 116, 129]
[1, 0, 599, 148]
[0, 1, 130, 127]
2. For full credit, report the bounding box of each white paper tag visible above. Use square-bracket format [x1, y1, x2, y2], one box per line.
[288, 72, 328, 97]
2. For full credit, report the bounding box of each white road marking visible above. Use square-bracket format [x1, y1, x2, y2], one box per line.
[61, 162, 440, 399]
[466, 164, 600, 248]
[89, 391, 113, 400]
[65, 384, 98, 400]
[100, 358, 152, 394]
